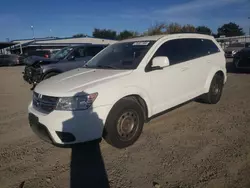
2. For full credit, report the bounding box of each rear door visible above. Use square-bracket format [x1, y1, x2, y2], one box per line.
[179, 38, 210, 95]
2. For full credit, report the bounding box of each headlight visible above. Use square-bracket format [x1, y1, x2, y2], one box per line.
[232, 50, 237, 55]
[56, 92, 98, 111]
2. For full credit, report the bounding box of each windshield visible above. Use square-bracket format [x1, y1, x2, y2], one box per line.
[84, 41, 155, 70]
[50, 46, 73, 59]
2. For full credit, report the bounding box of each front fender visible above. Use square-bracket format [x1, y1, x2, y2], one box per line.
[109, 86, 153, 118]
[43, 68, 62, 75]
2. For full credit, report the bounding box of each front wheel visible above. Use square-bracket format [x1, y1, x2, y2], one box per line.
[103, 97, 144, 149]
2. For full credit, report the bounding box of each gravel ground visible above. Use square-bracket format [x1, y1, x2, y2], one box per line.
[0, 63, 250, 188]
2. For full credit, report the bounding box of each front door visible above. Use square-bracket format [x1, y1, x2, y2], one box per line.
[146, 39, 194, 115]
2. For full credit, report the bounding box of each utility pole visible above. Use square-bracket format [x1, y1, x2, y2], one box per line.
[49, 29, 52, 37]
[248, 17, 250, 36]
[31, 25, 35, 39]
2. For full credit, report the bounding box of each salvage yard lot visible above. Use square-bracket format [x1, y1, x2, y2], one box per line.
[0, 64, 250, 188]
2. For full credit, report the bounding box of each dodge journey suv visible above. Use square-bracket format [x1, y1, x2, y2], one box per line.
[28, 34, 227, 148]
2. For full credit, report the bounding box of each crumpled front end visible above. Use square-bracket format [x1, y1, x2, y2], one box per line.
[23, 66, 42, 84]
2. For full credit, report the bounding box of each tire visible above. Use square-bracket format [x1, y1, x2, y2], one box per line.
[202, 73, 224, 104]
[43, 72, 59, 80]
[103, 97, 144, 149]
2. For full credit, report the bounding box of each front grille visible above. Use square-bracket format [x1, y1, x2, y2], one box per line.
[33, 92, 58, 113]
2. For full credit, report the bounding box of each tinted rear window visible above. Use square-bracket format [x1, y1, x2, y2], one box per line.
[153, 38, 220, 65]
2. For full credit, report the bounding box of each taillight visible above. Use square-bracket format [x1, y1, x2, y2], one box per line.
[44, 54, 49, 58]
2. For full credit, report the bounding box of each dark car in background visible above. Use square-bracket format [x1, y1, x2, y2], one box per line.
[233, 48, 250, 71]
[225, 43, 250, 58]
[0, 54, 24, 66]
[24, 49, 60, 58]
[23, 44, 107, 85]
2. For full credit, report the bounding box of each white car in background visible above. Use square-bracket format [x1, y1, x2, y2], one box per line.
[28, 34, 227, 148]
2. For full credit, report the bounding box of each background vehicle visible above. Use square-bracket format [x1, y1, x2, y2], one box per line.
[224, 42, 250, 58]
[233, 47, 250, 71]
[0, 54, 24, 66]
[49, 49, 60, 57]
[23, 44, 107, 84]
[28, 34, 227, 149]
[23, 49, 57, 58]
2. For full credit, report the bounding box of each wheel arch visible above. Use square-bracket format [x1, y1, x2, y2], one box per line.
[42, 69, 62, 79]
[104, 88, 152, 123]
[204, 68, 226, 92]
[122, 94, 149, 122]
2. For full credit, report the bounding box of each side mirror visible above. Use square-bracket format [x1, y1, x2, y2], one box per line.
[152, 56, 170, 69]
[68, 55, 75, 61]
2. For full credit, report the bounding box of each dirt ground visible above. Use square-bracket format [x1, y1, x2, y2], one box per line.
[0, 63, 250, 188]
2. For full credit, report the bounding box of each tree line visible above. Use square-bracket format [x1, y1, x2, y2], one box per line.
[72, 22, 245, 40]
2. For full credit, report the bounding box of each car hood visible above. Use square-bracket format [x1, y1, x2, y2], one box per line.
[35, 68, 133, 96]
[24, 56, 59, 66]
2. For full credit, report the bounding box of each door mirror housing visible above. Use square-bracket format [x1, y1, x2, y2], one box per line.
[152, 56, 170, 69]
[68, 55, 75, 61]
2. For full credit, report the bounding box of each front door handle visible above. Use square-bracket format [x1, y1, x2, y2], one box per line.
[181, 67, 189, 71]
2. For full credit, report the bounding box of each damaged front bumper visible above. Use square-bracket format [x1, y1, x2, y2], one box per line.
[23, 66, 42, 84]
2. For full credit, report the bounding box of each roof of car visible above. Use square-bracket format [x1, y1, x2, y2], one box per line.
[70, 44, 108, 48]
[119, 33, 214, 43]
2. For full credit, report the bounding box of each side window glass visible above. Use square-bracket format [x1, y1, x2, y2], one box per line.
[202, 39, 220, 55]
[153, 39, 187, 65]
[185, 39, 204, 59]
[74, 47, 85, 58]
[85, 47, 103, 57]
[152, 38, 219, 67]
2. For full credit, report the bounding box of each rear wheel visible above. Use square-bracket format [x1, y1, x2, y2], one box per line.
[103, 97, 144, 149]
[201, 73, 224, 104]
[43, 72, 59, 80]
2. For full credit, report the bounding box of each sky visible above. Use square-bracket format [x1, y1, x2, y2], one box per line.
[0, 0, 249, 41]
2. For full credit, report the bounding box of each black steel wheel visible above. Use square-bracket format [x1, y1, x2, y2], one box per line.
[103, 97, 144, 148]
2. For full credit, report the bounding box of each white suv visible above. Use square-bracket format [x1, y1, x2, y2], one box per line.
[28, 34, 227, 148]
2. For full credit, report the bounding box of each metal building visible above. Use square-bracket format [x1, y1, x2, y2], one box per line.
[5, 37, 117, 55]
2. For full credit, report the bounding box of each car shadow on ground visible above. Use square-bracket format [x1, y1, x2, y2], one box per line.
[62, 92, 110, 188]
